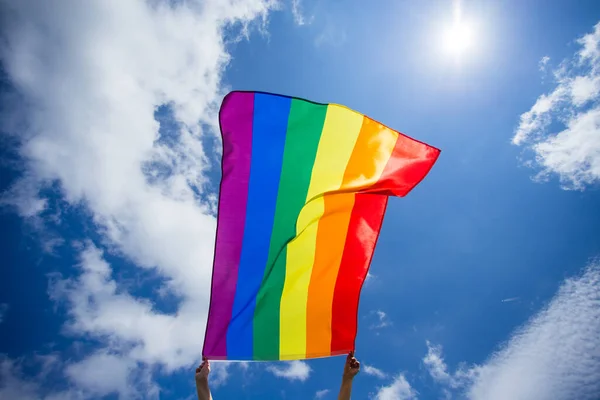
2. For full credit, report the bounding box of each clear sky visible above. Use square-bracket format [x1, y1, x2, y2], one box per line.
[1, 0, 599, 399]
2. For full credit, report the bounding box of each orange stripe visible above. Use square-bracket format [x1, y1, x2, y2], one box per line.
[341, 117, 399, 192]
[305, 117, 397, 356]
[305, 193, 355, 356]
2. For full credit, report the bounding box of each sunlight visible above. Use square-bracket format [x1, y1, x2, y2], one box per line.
[443, 22, 474, 57]
[440, 0, 477, 61]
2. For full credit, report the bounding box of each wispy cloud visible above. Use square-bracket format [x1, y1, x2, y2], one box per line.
[291, 0, 312, 26]
[238, 361, 250, 371]
[423, 341, 454, 385]
[423, 263, 600, 400]
[375, 374, 417, 400]
[513, 21, 600, 189]
[266, 361, 311, 382]
[423, 341, 476, 390]
[0, 355, 60, 400]
[539, 55, 550, 73]
[210, 362, 233, 388]
[467, 263, 600, 400]
[370, 310, 392, 330]
[314, 24, 347, 48]
[315, 388, 330, 399]
[500, 297, 520, 303]
[363, 364, 388, 379]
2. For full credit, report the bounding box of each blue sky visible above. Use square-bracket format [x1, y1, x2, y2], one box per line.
[1, 0, 599, 399]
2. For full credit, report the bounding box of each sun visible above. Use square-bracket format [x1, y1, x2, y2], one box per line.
[439, 0, 478, 61]
[443, 22, 474, 57]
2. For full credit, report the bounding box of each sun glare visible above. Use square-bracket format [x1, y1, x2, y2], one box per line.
[443, 22, 474, 57]
[440, 0, 477, 61]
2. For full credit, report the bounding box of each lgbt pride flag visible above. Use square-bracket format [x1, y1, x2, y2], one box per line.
[203, 91, 440, 361]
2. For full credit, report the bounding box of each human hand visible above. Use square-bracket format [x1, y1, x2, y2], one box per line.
[195, 358, 210, 383]
[342, 351, 360, 381]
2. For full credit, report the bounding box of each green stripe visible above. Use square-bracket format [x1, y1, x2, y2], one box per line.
[253, 99, 328, 360]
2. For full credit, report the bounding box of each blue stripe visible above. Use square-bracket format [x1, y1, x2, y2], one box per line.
[226, 93, 291, 359]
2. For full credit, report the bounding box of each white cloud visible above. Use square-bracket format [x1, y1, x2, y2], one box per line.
[315, 389, 330, 399]
[0, 177, 47, 218]
[0, 0, 278, 394]
[65, 352, 131, 397]
[363, 364, 388, 379]
[423, 341, 476, 390]
[466, 263, 600, 400]
[375, 374, 417, 400]
[532, 107, 600, 189]
[0, 353, 157, 400]
[423, 341, 453, 385]
[0, 356, 46, 400]
[0, 304, 7, 324]
[266, 361, 311, 382]
[50, 244, 208, 370]
[513, 21, 600, 189]
[65, 351, 158, 399]
[513, 86, 566, 145]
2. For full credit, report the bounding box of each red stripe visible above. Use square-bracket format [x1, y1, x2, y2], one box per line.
[330, 194, 388, 354]
[361, 132, 440, 197]
[330, 132, 439, 354]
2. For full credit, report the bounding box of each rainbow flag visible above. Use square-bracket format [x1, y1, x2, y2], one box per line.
[203, 91, 440, 361]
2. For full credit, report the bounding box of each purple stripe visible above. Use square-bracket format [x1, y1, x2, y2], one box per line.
[203, 92, 254, 358]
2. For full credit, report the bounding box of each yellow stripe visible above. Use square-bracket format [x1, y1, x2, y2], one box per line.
[279, 105, 364, 359]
